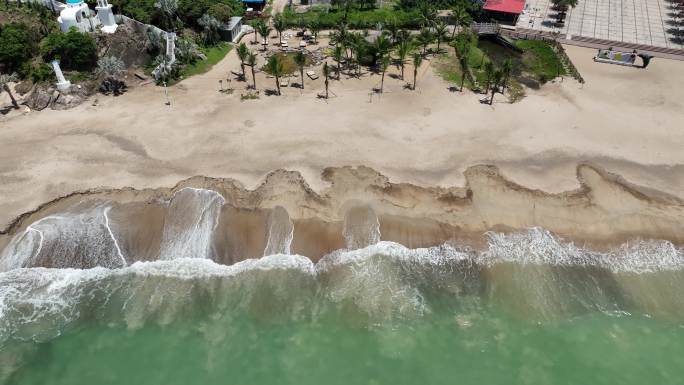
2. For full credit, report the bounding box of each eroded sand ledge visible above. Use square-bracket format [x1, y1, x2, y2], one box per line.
[1, 163, 683, 262]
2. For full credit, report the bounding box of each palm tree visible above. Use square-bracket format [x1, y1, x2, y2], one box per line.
[333, 45, 344, 79]
[490, 68, 503, 105]
[415, 28, 434, 56]
[379, 54, 390, 93]
[256, 22, 272, 50]
[458, 43, 471, 91]
[0, 73, 19, 109]
[322, 62, 330, 99]
[418, 2, 437, 28]
[247, 52, 258, 90]
[267, 55, 284, 95]
[384, 18, 399, 44]
[251, 20, 262, 44]
[294, 50, 307, 90]
[236, 43, 249, 80]
[450, 5, 472, 39]
[371, 34, 391, 67]
[501, 58, 513, 93]
[434, 21, 449, 52]
[484, 61, 494, 92]
[412, 52, 422, 90]
[273, 13, 286, 44]
[395, 41, 412, 80]
[309, 20, 321, 44]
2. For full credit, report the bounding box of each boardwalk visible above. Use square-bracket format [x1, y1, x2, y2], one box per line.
[517, 0, 684, 49]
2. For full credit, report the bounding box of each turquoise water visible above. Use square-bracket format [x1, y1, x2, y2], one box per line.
[2, 236, 684, 385]
[4, 305, 683, 385]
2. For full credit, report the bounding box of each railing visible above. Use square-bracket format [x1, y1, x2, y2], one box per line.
[471, 22, 499, 36]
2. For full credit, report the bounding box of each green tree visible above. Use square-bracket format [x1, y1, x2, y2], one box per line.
[0, 24, 35, 73]
[236, 42, 249, 80]
[255, 22, 272, 50]
[501, 58, 512, 93]
[322, 61, 330, 99]
[198, 13, 221, 45]
[273, 13, 286, 44]
[490, 68, 503, 104]
[246, 51, 257, 89]
[0, 72, 19, 109]
[415, 28, 433, 56]
[154, 0, 178, 31]
[266, 54, 284, 95]
[450, 5, 472, 39]
[40, 29, 98, 71]
[309, 20, 321, 44]
[458, 49, 469, 91]
[333, 45, 344, 79]
[412, 52, 422, 90]
[395, 40, 412, 80]
[294, 50, 306, 90]
[434, 21, 449, 52]
[379, 54, 389, 93]
[484, 61, 494, 93]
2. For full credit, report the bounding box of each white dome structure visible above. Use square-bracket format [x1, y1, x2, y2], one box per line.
[58, 0, 118, 34]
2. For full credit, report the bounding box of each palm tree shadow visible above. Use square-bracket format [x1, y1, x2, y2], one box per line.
[264, 89, 280, 96]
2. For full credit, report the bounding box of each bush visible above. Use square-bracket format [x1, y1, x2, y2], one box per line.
[40, 28, 98, 71]
[19, 62, 55, 83]
[282, 8, 423, 30]
[0, 24, 36, 73]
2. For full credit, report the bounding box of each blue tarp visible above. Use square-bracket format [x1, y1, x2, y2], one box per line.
[242, 0, 265, 3]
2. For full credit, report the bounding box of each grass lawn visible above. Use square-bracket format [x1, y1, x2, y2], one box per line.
[178, 42, 233, 79]
[435, 36, 568, 102]
[262, 52, 314, 75]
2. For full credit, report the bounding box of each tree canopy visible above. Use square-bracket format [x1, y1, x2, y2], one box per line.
[0, 24, 37, 73]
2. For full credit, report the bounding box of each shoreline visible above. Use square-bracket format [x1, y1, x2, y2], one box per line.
[2, 163, 683, 263]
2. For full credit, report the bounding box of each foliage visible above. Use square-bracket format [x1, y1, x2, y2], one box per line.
[175, 42, 231, 80]
[514, 40, 566, 82]
[40, 28, 98, 71]
[19, 62, 55, 83]
[175, 38, 203, 64]
[281, 8, 423, 30]
[0, 23, 36, 73]
[198, 13, 221, 44]
[112, 0, 242, 30]
[262, 52, 312, 75]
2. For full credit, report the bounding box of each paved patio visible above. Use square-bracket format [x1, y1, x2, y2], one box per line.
[517, 0, 684, 49]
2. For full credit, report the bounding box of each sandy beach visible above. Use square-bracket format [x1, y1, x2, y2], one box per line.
[1, 43, 684, 235]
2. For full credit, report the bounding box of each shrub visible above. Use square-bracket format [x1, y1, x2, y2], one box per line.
[0, 24, 36, 73]
[40, 28, 98, 71]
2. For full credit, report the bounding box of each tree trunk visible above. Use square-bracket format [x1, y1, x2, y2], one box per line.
[437, 38, 441, 51]
[489, 86, 496, 104]
[300, 69, 304, 90]
[460, 73, 466, 91]
[325, 78, 329, 98]
[413, 69, 417, 90]
[241, 63, 245, 80]
[401, 63, 404, 80]
[3, 85, 19, 109]
[253, 30, 258, 44]
[275, 75, 280, 95]
[251, 66, 256, 89]
[337, 61, 341, 80]
[380, 70, 385, 93]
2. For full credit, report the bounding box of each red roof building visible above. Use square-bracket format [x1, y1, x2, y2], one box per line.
[483, 0, 526, 15]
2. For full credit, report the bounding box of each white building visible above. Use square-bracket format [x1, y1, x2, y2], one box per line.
[58, 0, 118, 34]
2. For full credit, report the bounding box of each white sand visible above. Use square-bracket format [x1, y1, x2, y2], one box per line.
[1, 43, 683, 229]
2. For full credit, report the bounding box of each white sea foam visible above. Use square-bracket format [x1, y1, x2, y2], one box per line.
[158, 188, 225, 260]
[481, 228, 684, 274]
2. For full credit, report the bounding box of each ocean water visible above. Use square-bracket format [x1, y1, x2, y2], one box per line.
[1, 191, 684, 385]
